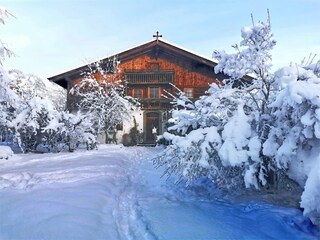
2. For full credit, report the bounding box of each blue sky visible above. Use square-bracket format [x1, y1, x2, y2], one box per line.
[1, 0, 320, 78]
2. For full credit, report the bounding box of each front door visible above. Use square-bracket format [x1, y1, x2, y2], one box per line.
[145, 112, 160, 143]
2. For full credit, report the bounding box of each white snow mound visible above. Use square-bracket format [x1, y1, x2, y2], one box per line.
[0, 146, 13, 160]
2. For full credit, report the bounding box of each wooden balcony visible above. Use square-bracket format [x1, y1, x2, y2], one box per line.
[68, 93, 172, 112]
[140, 98, 172, 110]
[125, 71, 174, 85]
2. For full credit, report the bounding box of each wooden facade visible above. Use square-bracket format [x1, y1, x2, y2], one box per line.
[49, 38, 228, 143]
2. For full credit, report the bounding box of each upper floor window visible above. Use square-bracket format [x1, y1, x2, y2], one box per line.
[133, 89, 143, 99]
[184, 88, 194, 98]
[149, 87, 159, 98]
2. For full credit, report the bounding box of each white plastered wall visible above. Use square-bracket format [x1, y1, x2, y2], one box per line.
[116, 109, 144, 143]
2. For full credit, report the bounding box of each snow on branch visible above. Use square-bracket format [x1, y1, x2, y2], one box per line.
[155, 14, 320, 225]
[0, 7, 14, 24]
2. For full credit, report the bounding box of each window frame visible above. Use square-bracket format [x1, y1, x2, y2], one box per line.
[133, 88, 143, 99]
[184, 87, 194, 98]
[149, 86, 160, 99]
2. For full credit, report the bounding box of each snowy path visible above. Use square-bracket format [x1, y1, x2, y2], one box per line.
[0, 145, 318, 240]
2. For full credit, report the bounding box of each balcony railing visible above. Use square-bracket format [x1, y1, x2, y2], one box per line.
[140, 98, 172, 110]
[125, 71, 174, 84]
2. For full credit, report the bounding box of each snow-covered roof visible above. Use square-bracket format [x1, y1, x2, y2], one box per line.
[49, 38, 218, 81]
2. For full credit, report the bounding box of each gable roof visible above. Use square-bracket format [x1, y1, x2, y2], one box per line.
[48, 38, 218, 83]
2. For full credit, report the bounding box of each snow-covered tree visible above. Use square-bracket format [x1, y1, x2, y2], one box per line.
[155, 16, 320, 225]
[212, 18, 278, 188]
[0, 7, 20, 141]
[0, 7, 14, 65]
[156, 18, 276, 187]
[0, 7, 94, 153]
[8, 70, 67, 110]
[70, 57, 137, 142]
[10, 96, 58, 152]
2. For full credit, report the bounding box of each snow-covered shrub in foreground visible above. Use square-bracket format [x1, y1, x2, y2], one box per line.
[155, 18, 320, 225]
[267, 65, 320, 224]
[45, 111, 97, 152]
[0, 146, 13, 159]
[301, 158, 320, 225]
[7, 96, 96, 153]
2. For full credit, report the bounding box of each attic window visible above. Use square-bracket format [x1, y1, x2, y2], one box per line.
[150, 63, 160, 71]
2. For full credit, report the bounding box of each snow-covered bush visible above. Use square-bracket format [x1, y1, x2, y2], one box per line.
[8, 96, 95, 153]
[45, 111, 97, 152]
[155, 17, 320, 224]
[266, 65, 320, 224]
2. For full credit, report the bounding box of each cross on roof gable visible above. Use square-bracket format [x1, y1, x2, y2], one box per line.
[153, 31, 162, 42]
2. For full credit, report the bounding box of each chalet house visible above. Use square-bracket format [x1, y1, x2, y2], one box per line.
[49, 34, 229, 144]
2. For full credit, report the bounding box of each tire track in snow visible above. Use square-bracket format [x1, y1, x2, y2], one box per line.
[113, 148, 159, 240]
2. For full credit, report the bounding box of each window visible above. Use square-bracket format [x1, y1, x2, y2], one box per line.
[149, 87, 159, 98]
[133, 89, 143, 99]
[184, 88, 194, 98]
[150, 62, 160, 71]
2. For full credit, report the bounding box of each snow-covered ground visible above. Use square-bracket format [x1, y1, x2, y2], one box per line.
[0, 145, 318, 240]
